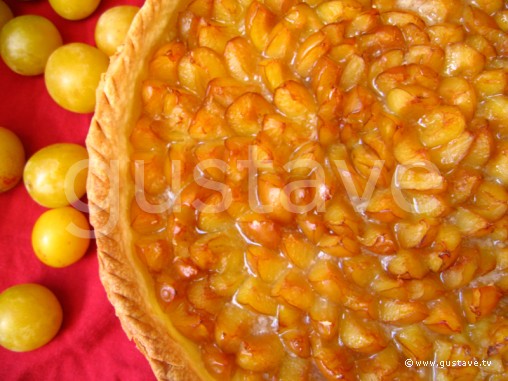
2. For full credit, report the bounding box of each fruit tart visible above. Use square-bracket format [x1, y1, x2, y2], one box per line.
[86, 0, 508, 380]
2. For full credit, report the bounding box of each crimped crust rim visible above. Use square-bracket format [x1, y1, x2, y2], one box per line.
[86, 1, 203, 380]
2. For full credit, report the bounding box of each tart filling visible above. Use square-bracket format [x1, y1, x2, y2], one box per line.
[88, 0, 508, 380]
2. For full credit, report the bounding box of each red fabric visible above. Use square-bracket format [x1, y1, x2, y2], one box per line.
[0, 1, 156, 380]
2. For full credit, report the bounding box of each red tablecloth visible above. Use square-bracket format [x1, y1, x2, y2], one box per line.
[0, 1, 156, 380]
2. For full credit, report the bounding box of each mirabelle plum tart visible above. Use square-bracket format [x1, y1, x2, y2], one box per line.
[87, 0, 508, 380]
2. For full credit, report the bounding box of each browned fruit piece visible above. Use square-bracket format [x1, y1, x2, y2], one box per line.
[462, 286, 502, 323]
[272, 269, 315, 312]
[340, 311, 387, 354]
[377, 299, 429, 326]
[236, 334, 285, 372]
[396, 325, 432, 360]
[423, 298, 463, 335]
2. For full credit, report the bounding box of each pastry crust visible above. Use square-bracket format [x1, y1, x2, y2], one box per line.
[86, 1, 206, 380]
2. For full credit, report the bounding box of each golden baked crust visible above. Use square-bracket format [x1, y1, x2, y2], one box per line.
[87, 1, 208, 379]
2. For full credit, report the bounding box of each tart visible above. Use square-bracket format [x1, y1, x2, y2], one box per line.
[86, 0, 508, 380]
